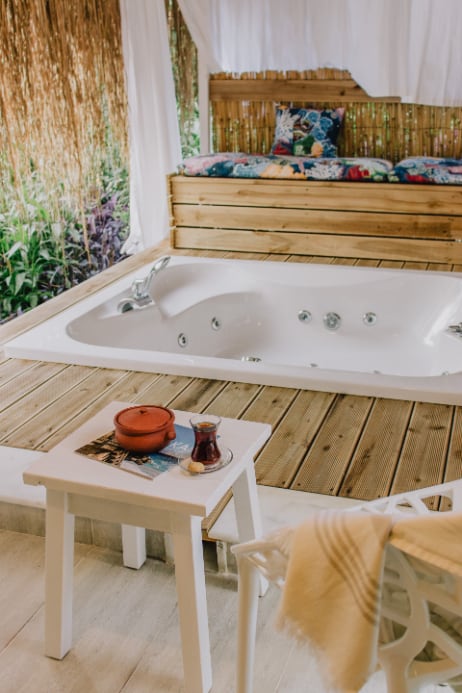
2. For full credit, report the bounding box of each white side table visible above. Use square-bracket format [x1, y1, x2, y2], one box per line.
[23, 401, 270, 693]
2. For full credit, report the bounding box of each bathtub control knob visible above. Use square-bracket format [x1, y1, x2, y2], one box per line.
[323, 312, 341, 331]
[298, 310, 312, 323]
[177, 333, 188, 348]
[363, 312, 377, 326]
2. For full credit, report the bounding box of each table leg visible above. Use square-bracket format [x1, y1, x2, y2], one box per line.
[121, 525, 146, 569]
[233, 461, 268, 595]
[45, 489, 75, 659]
[171, 514, 212, 693]
[232, 460, 262, 543]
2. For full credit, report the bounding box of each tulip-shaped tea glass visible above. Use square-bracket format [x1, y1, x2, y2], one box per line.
[189, 414, 221, 465]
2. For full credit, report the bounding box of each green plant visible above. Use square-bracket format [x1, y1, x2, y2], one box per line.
[0, 174, 63, 319]
[0, 154, 129, 324]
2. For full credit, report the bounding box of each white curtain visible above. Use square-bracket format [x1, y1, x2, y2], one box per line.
[179, 0, 462, 106]
[119, 0, 181, 253]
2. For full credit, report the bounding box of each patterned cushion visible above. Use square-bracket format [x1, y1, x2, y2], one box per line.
[179, 153, 393, 182]
[271, 106, 345, 157]
[389, 157, 462, 184]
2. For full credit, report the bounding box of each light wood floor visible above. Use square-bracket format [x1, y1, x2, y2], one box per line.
[0, 527, 315, 693]
[1, 528, 452, 693]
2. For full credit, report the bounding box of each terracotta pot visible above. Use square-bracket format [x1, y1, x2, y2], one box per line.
[114, 405, 176, 454]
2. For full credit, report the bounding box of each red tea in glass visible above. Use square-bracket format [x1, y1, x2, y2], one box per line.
[190, 415, 221, 464]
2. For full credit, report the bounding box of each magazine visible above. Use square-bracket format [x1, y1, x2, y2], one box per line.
[75, 423, 195, 480]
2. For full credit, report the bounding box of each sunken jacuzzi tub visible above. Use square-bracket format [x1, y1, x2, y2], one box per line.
[5, 255, 462, 405]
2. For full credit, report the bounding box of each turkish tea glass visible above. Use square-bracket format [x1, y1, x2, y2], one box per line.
[189, 414, 221, 465]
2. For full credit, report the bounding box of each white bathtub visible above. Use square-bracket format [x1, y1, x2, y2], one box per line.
[5, 255, 462, 404]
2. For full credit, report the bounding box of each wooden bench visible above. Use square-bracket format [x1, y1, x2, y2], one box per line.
[169, 69, 462, 265]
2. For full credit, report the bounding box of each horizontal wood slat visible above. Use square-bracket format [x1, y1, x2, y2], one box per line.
[173, 227, 462, 264]
[209, 78, 401, 103]
[170, 177, 462, 216]
[173, 204, 462, 240]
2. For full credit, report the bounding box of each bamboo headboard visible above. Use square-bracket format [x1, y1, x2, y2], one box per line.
[209, 69, 462, 162]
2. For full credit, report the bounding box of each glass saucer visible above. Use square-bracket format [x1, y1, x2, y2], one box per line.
[180, 447, 233, 475]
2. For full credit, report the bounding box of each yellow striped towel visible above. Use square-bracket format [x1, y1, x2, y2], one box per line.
[276, 508, 462, 692]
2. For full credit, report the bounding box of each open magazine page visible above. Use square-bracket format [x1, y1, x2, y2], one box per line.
[75, 424, 195, 480]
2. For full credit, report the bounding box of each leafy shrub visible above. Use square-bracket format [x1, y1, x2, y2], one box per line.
[0, 164, 129, 324]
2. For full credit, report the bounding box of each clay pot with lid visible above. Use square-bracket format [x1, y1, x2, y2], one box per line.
[114, 405, 176, 454]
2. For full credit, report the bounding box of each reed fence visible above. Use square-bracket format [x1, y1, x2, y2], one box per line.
[210, 69, 462, 161]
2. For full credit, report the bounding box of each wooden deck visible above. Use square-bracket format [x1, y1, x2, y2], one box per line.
[1, 243, 462, 535]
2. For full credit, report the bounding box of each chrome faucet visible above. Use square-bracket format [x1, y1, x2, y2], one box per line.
[117, 255, 171, 313]
[447, 322, 462, 336]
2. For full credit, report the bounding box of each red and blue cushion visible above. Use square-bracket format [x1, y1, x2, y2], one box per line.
[389, 157, 462, 184]
[179, 153, 393, 182]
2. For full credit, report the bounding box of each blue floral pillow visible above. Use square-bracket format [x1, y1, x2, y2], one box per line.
[271, 106, 345, 157]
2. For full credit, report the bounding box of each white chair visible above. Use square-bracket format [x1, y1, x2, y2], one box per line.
[232, 481, 462, 693]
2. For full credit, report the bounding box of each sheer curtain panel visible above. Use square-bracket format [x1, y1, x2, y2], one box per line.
[119, 0, 181, 252]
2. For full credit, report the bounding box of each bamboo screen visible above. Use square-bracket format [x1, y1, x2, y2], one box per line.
[166, 0, 197, 151]
[0, 0, 127, 208]
[210, 69, 462, 162]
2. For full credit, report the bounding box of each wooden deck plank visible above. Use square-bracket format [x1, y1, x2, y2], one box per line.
[0, 367, 127, 449]
[338, 398, 414, 500]
[0, 358, 39, 385]
[378, 260, 405, 268]
[0, 359, 59, 400]
[290, 394, 374, 495]
[288, 254, 336, 264]
[355, 259, 381, 267]
[442, 407, 462, 483]
[391, 402, 454, 506]
[202, 380, 263, 419]
[255, 390, 337, 488]
[167, 377, 228, 413]
[429, 262, 454, 272]
[402, 261, 429, 271]
[133, 373, 196, 407]
[0, 363, 91, 442]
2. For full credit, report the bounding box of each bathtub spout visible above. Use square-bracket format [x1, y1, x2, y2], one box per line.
[129, 255, 171, 307]
[117, 298, 144, 313]
[447, 323, 462, 336]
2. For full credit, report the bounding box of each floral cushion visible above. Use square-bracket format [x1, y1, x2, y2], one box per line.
[389, 157, 462, 184]
[179, 153, 393, 182]
[271, 106, 345, 157]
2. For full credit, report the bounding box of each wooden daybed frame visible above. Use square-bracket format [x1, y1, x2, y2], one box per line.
[169, 69, 462, 265]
